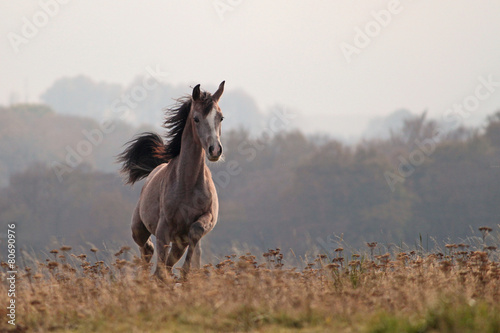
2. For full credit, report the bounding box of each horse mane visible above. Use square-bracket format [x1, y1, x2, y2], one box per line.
[118, 88, 215, 184]
[160, 91, 214, 160]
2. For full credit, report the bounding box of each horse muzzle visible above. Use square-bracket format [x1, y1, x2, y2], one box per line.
[207, 143, 222, 161]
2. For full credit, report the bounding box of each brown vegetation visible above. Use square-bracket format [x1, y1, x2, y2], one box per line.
[1, 242, 499, 332]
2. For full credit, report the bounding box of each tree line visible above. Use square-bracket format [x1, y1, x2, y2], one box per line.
[0, 104, 499, 254]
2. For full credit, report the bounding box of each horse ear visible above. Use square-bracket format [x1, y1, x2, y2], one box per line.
[192, 84, 201, 101]
[213, 81, 225, 102]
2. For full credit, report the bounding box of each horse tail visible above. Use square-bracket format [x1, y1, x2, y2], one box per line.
[117, 132, 168, 184]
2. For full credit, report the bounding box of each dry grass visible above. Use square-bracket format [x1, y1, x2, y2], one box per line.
[1, 243, 499, 332]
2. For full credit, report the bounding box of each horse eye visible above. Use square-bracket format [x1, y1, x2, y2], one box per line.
[194, 117, 200, 123]
[221, 116, 224, 121]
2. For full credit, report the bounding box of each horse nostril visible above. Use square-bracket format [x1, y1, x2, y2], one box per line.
[219, 144, 223, 155]
[209, 145, 214, 155]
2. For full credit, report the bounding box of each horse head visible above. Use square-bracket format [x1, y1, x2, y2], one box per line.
[190, 81, 225, 162]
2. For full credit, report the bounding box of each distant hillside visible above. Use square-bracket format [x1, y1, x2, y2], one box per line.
[41, 75, 267, 135]
[0, 104, 141, 186]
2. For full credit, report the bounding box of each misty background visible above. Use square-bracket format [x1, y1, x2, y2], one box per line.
[1, 1, 499, 257]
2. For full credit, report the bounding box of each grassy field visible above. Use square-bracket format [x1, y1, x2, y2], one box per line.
[1, 238, 499, 332]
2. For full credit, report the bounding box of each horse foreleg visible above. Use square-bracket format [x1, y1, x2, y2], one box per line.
[153, 221, 170, 280]
[192, 240, 202, 269]
[181, 221, 205, 278]
[166, 241, 188, 272]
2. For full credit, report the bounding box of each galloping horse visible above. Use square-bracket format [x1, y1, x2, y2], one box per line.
[118, 82, 225, 278]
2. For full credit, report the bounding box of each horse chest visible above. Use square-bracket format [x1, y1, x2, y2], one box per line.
[165, 186, 214, 220]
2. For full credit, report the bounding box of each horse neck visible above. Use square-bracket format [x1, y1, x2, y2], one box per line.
[176, 119, 206, 190]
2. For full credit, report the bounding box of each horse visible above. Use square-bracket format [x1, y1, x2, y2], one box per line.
[117, 81, 225, 278]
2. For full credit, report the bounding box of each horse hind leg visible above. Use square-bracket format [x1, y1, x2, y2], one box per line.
[141, 238, 155, 263]
[131, 207, 154, 263]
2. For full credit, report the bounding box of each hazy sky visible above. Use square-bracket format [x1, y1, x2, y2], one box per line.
[1, 1, 500, 138]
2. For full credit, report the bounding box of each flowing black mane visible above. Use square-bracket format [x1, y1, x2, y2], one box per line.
[117, 89, 215, 184]
[161, 91, 214, 160]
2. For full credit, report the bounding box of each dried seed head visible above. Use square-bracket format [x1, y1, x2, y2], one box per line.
[439, 260, 453, 272]
[326, 263, 340, 270]
[348, 260, 361, 267]
[60, 246, 72, 252]
[47, 261, 59, 269]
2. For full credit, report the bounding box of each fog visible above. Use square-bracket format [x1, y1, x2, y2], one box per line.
[2, 1, 500, 138]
